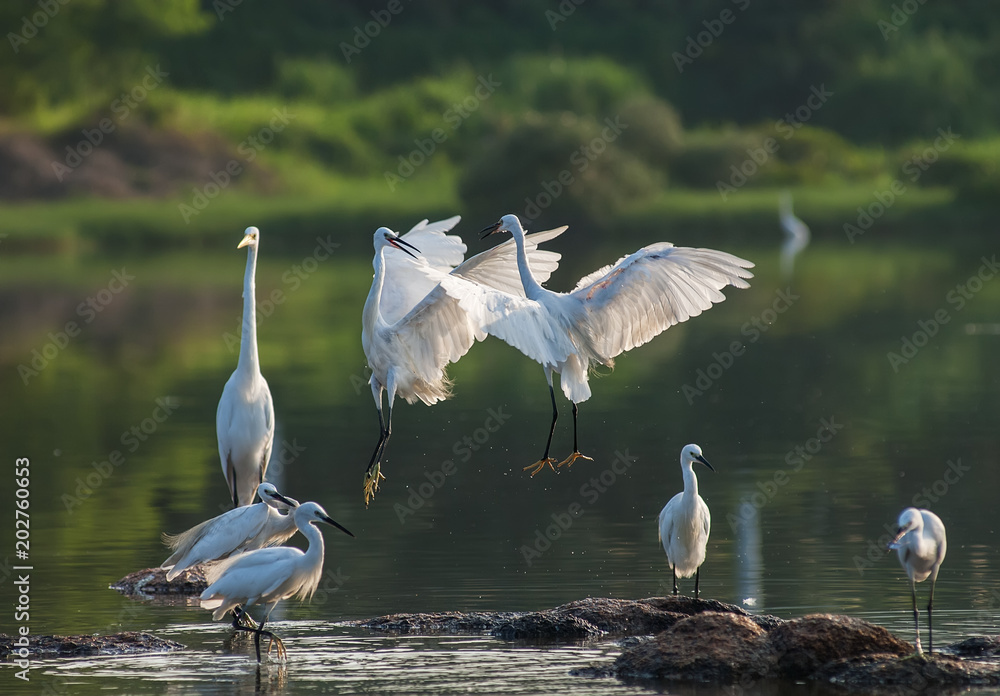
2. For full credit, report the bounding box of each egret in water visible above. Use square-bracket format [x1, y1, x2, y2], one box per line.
[217, 226, 275, 507]
[361, 216, 564, 503]
[888, 507, 947, 654]
[160, 482, 299, 581]
[460, 214, 753, 475]
[200, 501, 354, 662]
[779, 190, 810, 279]
[658, 444, 715, 598]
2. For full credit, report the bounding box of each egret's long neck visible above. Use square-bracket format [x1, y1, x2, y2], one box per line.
[301, 520, 326, 566]
[512, 229, 544, 298]
[363, 247, 386, 331]
[682, 463, 699, 499]
[237, 244, 259, 375]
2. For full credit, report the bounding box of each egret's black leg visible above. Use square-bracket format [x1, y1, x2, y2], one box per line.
[694, 568, 701, 599]
[365, 406, 388, 474]
[557, 403, 594, 469]
[911, 580, 921, 653]
[928, 578, 936, 654]
[672, 566, 679, 595]
[364, 404, 390, 504]
[524, 383, 559, 476]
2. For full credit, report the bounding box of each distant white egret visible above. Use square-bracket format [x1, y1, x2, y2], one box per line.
[457, 214, 752, 475]
[888, 507, 947, 654]
[779, 191, 810, 279]
[217, 226, 275, 507]
[658, 444, 715, 598]
[200, 501, 354, 662]
[361, 216, 564, 503]
[160, 482, 299, 581]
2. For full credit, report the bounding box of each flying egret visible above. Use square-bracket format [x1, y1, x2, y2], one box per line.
[458, 214, 753, 475]
[361, 216, 564, 503]
[779, 190, 810, 279]
[658, 444, 715, 598]
[217, 226, 275, 507]
[160, 482, 299, 581]
[200, 501, 354, 662]
[888, 507, 947, 654]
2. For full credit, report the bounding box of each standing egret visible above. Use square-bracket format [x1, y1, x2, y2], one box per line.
[200, 501, 354, 662]
[217, 226, 275, 507]
[779, 191, 810, 279]
[888, 507, 947, 654]
[658, 444, 715, 598]
[460, 214, 753, 475]
[361, 217, 564, 503]
[160, 482, 299, 581]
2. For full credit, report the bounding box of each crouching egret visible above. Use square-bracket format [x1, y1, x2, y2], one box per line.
[658, 444, 715, 598]
[160, 482, 299, 581]
[888, 507, 947, 654]
[200, 501, 354, 662]
[218, 226, 275, 507]
[361, 216, 564, 504]
[458, 214, 752, 475]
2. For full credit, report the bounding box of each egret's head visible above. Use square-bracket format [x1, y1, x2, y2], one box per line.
[681, 443, 715, 472]
[480, 213, 523, 240]
[257, 482, 298, 510]
[891, 507, 922, 546]
[238, 226, 260, 249]
[374, 227, 419, 259]
[295, 501, 355, 538]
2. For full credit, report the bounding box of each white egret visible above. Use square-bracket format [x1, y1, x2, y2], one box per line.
[457, 214, 752, 475]
[217, 226, 275, 507]
[200, 501, 354, 662]
[160, 482, 299, 581]
[779, 190, 810, 279]
[658, 444, 715, 598]
[888, 507, 947, 654]
[361, 216, 564, 503]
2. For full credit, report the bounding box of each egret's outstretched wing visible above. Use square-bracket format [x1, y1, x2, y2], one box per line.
[380, 217, 464, 324]
[161, 505, 271, 580]
[453, 227, 566, 296]
[398, 216, 465, 270]
[570, 244, 754, 360]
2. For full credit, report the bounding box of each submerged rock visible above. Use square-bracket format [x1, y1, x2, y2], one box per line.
[0, 631, 183, 658]
[816, 652, 1000, 692]
[111, 566, 208, 597]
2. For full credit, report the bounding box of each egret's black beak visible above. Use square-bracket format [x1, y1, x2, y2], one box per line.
[480, 220, 502, 239]
[321, 514, 355, 538]
[271, 492, 297, 508]
[695, 454, 716, 472]
[389, 237, 420, 259]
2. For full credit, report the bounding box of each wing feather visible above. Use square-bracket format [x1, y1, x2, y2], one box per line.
[453, 227, 565, 295]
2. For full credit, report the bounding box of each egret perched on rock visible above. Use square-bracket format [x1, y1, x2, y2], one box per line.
[658, 444, 715, 598]
[217, 226, 275, 507]
[200, 501, 354, 662]
[361, 216, 564, 503]
[160, 482, 299, 581]
[460, 215, 753, 475]
[779, 191, 810, 279]
[888, 507, 947, 654]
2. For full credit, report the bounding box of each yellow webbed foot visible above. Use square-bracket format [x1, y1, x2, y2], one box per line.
[556, 451, 593, 469]
[363, 464, 386, 506]
[522, 458, 558, 477]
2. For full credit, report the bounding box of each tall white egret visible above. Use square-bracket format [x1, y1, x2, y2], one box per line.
[200, 501, 354, 662]
[361, 216, 564, 503]
[888, 507, 947, 654]
[160, 482, 299, 581]
[459, 214, 753, 475]
[217, 226, 275, 507]
[658, 444, 714, 598]
[779, 190, 810, 279]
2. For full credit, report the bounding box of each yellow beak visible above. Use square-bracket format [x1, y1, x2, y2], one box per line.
[237, 233, 255, 249]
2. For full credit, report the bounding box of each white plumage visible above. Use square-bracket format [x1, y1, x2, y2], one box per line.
[658, 444, 715, 597]
[779, 190, 810, 279]
[160, 482, 298, 581]
[217, 226, 275, 507]
[889, 507, 947, 654]
[200, 501, 353, 662]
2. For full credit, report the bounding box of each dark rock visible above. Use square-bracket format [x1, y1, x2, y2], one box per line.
[111, 566, 207, 597]
[816, 652, 1000, 693]
[946, 636, 1000, 658]
[0, 632, 183, 658]
[492, 613, 602, 640]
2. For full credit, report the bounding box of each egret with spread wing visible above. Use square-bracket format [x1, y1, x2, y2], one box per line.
[217, 226, 275, 507]
[458, 214, 753, 475]
[888, 507, 947, 654]
[659, 444, 714, 598]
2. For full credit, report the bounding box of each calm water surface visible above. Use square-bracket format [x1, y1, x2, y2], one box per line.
[1, 227, 998, 694]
